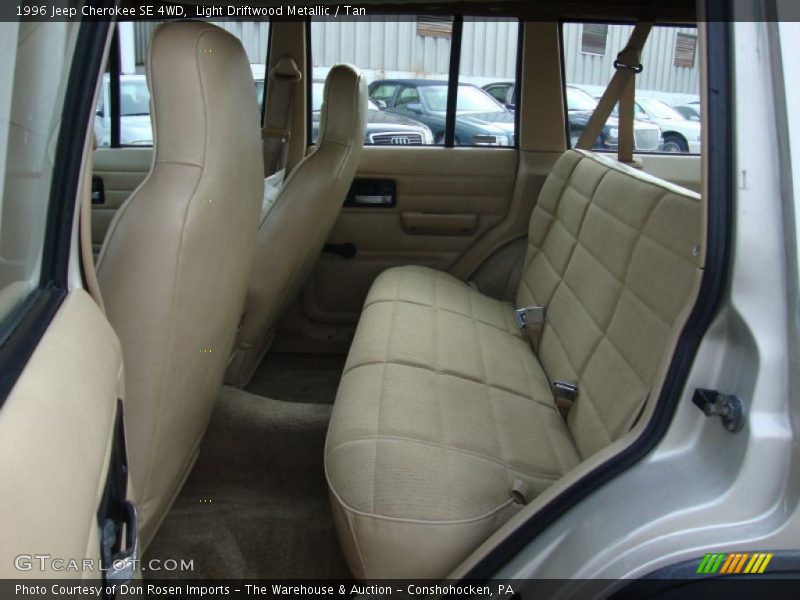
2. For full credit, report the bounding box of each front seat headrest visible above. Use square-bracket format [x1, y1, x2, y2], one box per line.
[316, 63, 368, 148]
[147, 21, 262, 168]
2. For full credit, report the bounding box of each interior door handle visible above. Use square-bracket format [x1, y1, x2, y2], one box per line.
[345, 179, 397, 207]
[353, 194, 393, 206]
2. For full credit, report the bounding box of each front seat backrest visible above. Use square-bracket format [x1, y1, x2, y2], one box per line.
[96, 22, 263, 547]
[226, 64, 367, 386]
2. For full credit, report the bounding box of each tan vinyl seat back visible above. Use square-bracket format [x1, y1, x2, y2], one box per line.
[516, 150, 701, 458]
[226, 63, 367, 387]
[96, 22, 263, 546]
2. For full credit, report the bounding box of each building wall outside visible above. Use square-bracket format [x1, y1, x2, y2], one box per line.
[131, 20, 700, 105]
[310, 20, 699, 104]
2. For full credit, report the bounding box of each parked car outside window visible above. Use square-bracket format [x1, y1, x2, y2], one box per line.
[672, 100, 701, 122]
[567, 86, 661, 152]
[481, 82, 662, 152]
[95, 74, 153, 146]
[96, 66, 266, 147]
[369, 79, 515, 146]
[483, 82, 515, 108]
[619, 97, 702, 153]
[310, 81, 434, 145]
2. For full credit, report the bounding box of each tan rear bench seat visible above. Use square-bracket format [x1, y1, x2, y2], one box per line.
[325, 149, 701, 579]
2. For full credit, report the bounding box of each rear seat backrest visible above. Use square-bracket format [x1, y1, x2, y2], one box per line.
[517, 150, 701, 458]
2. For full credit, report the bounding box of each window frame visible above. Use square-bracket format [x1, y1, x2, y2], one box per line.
[0, 21, 112, 405]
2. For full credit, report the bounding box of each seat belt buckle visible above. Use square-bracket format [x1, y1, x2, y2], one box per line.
[515, 306, 543, 329]
[552, 379, 578, 419]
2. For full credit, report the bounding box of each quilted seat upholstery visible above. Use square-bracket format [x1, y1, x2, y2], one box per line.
[325, 150, 701, 579]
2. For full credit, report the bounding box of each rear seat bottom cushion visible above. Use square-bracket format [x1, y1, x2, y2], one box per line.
[324, 266, 580, 579]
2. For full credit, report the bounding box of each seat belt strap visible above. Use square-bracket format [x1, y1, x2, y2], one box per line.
[262, 56, 302, 178]
[515, 306, 545, 354]
[617, 63, 638, 164]
[575, 9, 656, 164]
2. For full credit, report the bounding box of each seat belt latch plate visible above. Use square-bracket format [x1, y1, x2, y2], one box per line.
[516, 306, 545, 353]
[552, 380, 578, 419]
[552, 380, 578, 401]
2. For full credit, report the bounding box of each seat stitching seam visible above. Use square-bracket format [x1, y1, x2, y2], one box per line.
[373, 305, 392, 513]
[328, 481, 519, 526]
[517, 156, 581, 305]
[362, 297, 520, 337]
[136, 28, 210, 504]
[578, 388, 614, 449]
[570, 190, 667, 445]
[432, 273, 446, 476]
[536, 168, 603, 383]
[342, 359, 556, 409]
[330, 436, 567, 481]
[469, 293, 509, 487]
[542, 405, 570, 473]
[586, 190, 667, 380]
[345, 501, 370, 579]
[541, 314, 581, 379]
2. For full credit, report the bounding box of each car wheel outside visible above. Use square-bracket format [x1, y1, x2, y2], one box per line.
[662, 133, 689, 153]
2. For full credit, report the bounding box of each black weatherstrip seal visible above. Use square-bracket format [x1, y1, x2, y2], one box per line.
[450, 7, 733, 588]
[305, 18, 313, 147]
[260, 23, 274, 127]
[444, 16, 464, 147]
[109, 28, 121, 148]
[513, 19, 523, 149]
[0, 19, 112, 407]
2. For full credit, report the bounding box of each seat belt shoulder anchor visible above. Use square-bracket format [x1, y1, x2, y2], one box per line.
[262, 127, 291, 142]
[613, 59, 643, 73]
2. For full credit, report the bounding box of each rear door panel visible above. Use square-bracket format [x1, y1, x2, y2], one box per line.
[91, 147, 150, 252]
[639, 153, 702, 193]
[0, 291, 126, 578]
[303, 146, 518, 323]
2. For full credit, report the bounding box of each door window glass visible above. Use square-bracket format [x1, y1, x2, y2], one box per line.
[562, 22, 702, 154]
[97, 21, 269, 147]
[0, 22, 79, 325]
[309, 16, 521, 147]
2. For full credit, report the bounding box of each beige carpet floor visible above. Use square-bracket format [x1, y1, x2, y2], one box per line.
[146, 354, 350, 579]
[245, 352, 346, 405]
